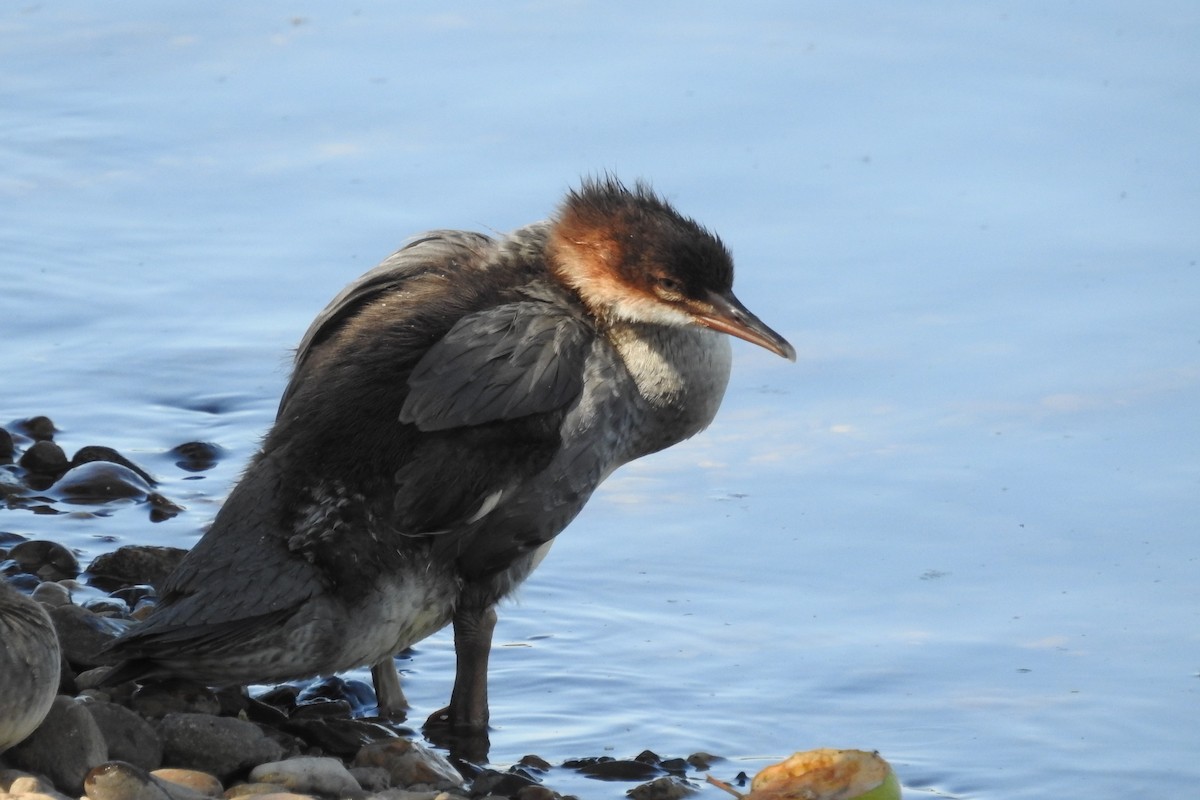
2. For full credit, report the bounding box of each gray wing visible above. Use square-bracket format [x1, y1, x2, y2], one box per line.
[399, 301, 593, 432]
[279, 231, 493, 417]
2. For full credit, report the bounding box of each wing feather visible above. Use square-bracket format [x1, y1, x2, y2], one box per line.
[399, 302, 592, 431]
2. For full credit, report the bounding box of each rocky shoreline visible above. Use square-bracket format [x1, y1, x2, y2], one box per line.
[0, 418, 726, 800]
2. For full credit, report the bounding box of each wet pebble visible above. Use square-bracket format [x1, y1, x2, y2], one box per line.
[83, 761, 174, 800]
[150, 768, 224, 798]
[347, 767, 391, 793]
[626, 776, 698, 800]
[0, 770, 76, 800]
[48, 603, 128, 668]
[48, 462, 153, 503]
[30, 580, 73, 607]
[248, 756, 363, 797]
[85, 596, 133, 617]
[468, 768, 540, 798]
[563, 757, 662, 782]
[4, 695, 109, 795]
[69, 446, 156, 485]
[158, 712, 288, 782]
[86, 546, 188, 593]
[8, 540, 80, 582]
[11, 416, 58, 442]
[18, 441, 69, 478]
[129, 682, 222, 720]
[513, 786, 557, 800]
[515, 755, 552, 772]
[169, 442, 223, 473]
[684, 752, 719, 771]
[84, 701, 164, 771]
[280, 716, 404, 759]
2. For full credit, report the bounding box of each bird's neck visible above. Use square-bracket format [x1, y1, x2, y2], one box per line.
[605, 321, 733, 456]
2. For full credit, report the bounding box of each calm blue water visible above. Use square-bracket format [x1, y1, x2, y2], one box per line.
[3, 3, 1198, 798]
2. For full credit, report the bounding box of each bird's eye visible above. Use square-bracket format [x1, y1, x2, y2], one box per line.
[656, 276, 682, 294]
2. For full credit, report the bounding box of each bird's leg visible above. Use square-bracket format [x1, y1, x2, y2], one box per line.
[370, 657, 409, 717]
[425, 602, 497, 731]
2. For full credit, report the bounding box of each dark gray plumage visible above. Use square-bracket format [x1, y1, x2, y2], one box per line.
[104, 177, 794, 743]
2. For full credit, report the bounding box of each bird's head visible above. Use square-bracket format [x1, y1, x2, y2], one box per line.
[547, 177, 796, 361]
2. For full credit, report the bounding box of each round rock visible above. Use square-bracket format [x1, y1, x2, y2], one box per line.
[86, 545, 189, 593]
[3, 695, 109, 794]
[9, 539, 81, 582]
[170, 442, 223, 472]
[158, 712, 286, 782]
[14, 415, 58, 441]
[150, 768, 224, 798]
[48, 461, 153, 503]
[48, 603, 129, 668]
[85, 701, 164, 771]
[18, 440, 69, 476]
[84, 761, 173, 800]
[249, 756, 362, 797]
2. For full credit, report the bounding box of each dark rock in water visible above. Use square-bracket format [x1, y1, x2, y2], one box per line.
[297, 675, 378, 715]
[213, 685, 252, 718]
[147, 492, 186, 521]
[514, 784, 558, 800]
[157, 712, 287, 782]
[129, 679, 222, 719]
[470, 767, 541, 797]
[0, 464, 27, 502]
[170, 441, 224, 472]
[255, 684, 301, 715]
[685, 752, 720, 771]
[290, 697, 353, 719]
[569, 757, 664, 781]
[279, 716, 403, 759]
[84, 701, 165, 771]
[18, 440, 69, 477]
[12, 415, 58, 442]
[70, 446, 157, 486]
[86, 545, 188, 592]
[517, 754, 553, 772]
[659, 758, 690, 775]
[32, 579, 74, 608]
[627, 775, 698, 800]
[50, 461, 153, 502]
[4, 694, 109, 795]
[84, 596, 132, 616]
[0, 427, 13, 463]
[110, 584, 158, 608]
[49, 603, 130, 668]
[83, 760, 173, 800]
[243, 696, 291, 727]
[9, 539, 81, 581]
